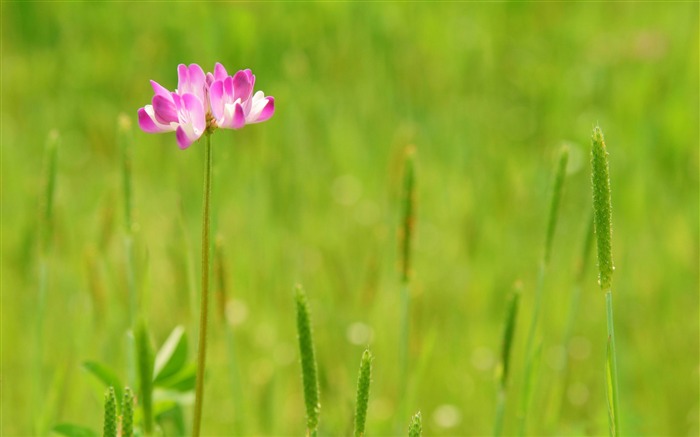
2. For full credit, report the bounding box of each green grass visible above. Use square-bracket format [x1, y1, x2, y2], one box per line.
[2, 3, 698, 436]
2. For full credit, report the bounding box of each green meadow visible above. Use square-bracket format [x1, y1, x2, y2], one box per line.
[2, 2, 698, 436]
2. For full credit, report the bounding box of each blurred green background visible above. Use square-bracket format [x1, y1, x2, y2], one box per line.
[2, 2, 698, 436]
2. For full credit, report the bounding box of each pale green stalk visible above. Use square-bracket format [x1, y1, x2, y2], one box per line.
[398, 147, 416, 426]
[494, 289, 521, 436]
[354, 349, 373, 437]
[590, 126, 620, 436]
[295, 285, 320, 436]
[193, 133, 213, 437]
[517, 146, 569, 436]
[545, 214, 594, 431]
[215, 239, 245, 434]
[118, 114, 138, 389]
[119, 114, 137, 326]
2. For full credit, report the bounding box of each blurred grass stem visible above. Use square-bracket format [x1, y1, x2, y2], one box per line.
[517, 147, 568, 436]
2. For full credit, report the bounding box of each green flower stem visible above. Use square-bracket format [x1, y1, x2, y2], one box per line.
[193, 133, 213, 437]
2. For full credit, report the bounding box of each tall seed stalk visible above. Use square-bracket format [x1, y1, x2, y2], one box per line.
[122, 387, 134, 437]
[398, 146, 416, 424]
[193, 133, 214, 437]
[103, 387, 118, 437]
[408, 411, 422, 437]
[295, 285, 321, 436]
[494, 287, 521, 436]
[590, 126, 620, 436]
[354, 349, 373, 437]
[517, 146, 569, 436]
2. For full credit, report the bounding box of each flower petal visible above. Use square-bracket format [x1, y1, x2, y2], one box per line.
[152, 95, 178, 124]
[256, 96, 275, 123]
[176, 126, 194, 149]
[232, 102, 245, 129]
[182, 93, 206, 137]
[177, 64, 188, 92]
[214, 63, 228, 81]
[150, 80, 172, 98]
[138, 106, 175, 133]
[223, 76, 235, 101]
[245, 91, 275, 124]
[209, 80, 225, 121]
[232, 70, 253, 102]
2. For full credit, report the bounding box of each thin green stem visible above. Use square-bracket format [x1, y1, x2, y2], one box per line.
[517, 263, 545, 436]
[193, 133, 213, 437]
[494, 389, 506, 436]
[605, 290, 620, 436]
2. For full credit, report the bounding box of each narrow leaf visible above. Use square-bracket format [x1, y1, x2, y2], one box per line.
[52, 424, 98, 437]
[153, 325, 188, 384]
[136, 320, 154, 434]
[82, 361, 123, 408]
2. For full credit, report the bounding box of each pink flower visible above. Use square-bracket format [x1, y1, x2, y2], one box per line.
[209, 69, 275, 130]
[138, 63, 275, 149]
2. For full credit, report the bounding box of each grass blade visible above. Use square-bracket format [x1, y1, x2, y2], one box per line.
[494, 287, 521, 436]
[135, 320, 154, 434]
[354, 349, 373, 437]
[52, 424, 98, 437]
[295, 285, 320, 436]
[398, 147, 416, 427]
[518, 146, 569, 435]
[82, 361, 123, 409]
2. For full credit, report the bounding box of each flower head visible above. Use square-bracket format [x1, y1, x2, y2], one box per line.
[138, 63, 275, 149]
